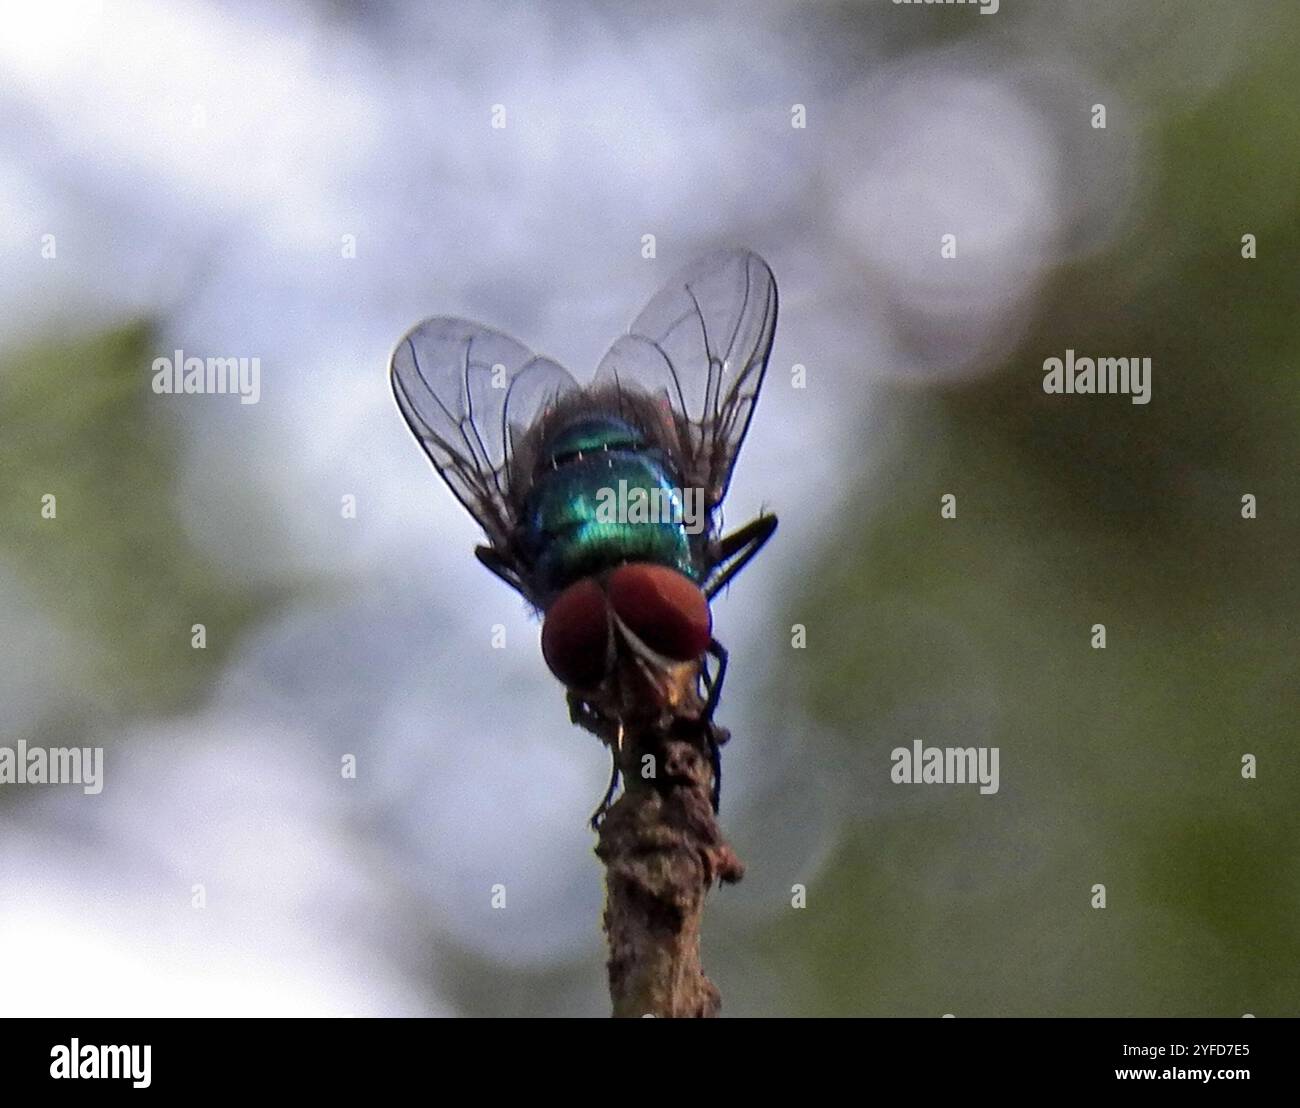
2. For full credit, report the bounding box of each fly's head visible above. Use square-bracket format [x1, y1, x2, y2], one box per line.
[541, 562, 713, 737]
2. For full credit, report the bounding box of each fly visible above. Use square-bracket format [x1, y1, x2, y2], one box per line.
[389, 248, 778, 824]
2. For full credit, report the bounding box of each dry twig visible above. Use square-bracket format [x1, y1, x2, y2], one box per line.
[595, 716, 744, 1017]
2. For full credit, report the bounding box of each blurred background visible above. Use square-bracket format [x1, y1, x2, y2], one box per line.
[1, 0, 1296, 1016]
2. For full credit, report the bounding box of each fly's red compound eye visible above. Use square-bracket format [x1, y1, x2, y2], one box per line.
[541, 578, 612, 689]
[607, 563, 712, 662]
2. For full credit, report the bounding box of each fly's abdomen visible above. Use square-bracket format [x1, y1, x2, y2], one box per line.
[524, 452, 697, 597]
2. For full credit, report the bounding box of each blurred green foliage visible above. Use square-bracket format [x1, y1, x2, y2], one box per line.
[755, 13, 1300, 1017]
[0, 323, 285, 719]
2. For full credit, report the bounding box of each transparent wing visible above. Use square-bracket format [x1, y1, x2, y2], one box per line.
[593, 248, 777, 509]
[389, 316, 579, 552]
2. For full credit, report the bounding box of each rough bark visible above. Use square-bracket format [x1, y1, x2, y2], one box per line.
[595, 719, 744, 1018]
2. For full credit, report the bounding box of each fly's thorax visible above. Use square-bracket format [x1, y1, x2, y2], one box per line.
[523, 444, 702, 597]
[541, 414, 646, 464]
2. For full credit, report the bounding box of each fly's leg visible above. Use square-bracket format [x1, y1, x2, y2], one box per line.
[568, 693, 624, 828]
[589, 722, 624, 830]
[702, 638, 728, 721]
[700, 640, 730, 813]
[589, 751, 621, 830]
[708, 729, 722, 813]
[567, 689, 593, 729]
[474, 545, 530, 600]
[698, 513, 772, 811]
[704, 514, 778, 601]
[567, 690, 612, 741]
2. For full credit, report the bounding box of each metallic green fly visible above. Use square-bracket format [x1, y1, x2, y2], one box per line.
[390, 248, 778, 822]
